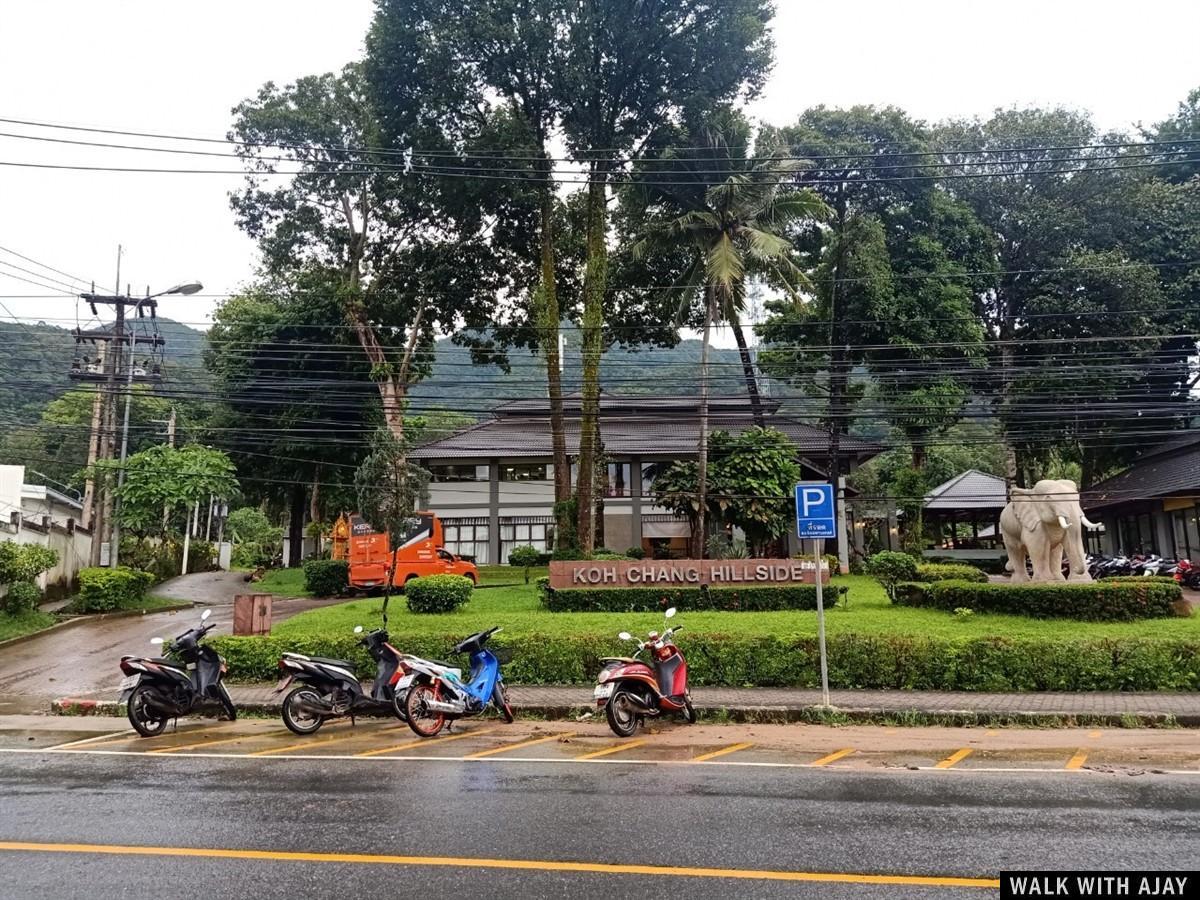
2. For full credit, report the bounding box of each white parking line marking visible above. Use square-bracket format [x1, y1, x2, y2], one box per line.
[3, 746, 1198, 775]
[42, 729, 136, 750]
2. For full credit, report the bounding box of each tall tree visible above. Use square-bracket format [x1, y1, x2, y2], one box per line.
[557, 0, 775, 553]
[629, 119, 827, 553]
[230, 64, 514, 450]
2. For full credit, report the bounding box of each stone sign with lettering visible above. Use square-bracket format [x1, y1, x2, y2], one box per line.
[548, 558, 829, 589]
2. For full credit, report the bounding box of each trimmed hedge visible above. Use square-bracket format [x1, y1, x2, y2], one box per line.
[405, 574, 473, 614]
[211, 630, 1200, 692]
[1, 580, 40, 615]
[896, 579, 1182, 621]
[538, 580, 847, 613]
[76, 566, 154, 612]
[915, 563, 988, 584]
[1100, 575, 1180, 586]
[302, 559, 349, 597]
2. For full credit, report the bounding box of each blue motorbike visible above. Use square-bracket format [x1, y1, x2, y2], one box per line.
[400, 626, 514, 736]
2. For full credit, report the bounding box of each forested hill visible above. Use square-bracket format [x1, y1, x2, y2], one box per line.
[0, 317, 207, 424]
[409, 337, 755, 406]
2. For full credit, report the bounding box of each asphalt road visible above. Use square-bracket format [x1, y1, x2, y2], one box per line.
[0, 749, 1196, 898]
[0, 572, 338, 711]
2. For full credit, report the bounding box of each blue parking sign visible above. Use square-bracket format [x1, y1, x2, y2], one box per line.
[795, 482, 836, 539]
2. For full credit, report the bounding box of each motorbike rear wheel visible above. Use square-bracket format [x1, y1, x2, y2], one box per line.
[127, 685, 169, 737]
[390, 687, 409, 722]
[492, 682, 515, 724]
[404, 683, 446, 737]
[281, 686, 325, 735]
[605, 688, 641, 738]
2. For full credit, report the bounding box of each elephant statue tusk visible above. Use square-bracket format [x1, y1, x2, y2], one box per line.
[1081, 515, 1102, 530]
[1057, 515, 1071, 529]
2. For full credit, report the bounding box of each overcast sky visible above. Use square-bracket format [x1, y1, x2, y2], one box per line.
[2, 0, 1198, 333]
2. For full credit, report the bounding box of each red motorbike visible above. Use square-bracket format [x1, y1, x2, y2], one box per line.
[594, 607, 696, 737]
[1175, 559, 1200, 590]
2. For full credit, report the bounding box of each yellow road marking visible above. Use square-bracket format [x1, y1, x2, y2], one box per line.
[0, 841, 999, 888]
[1065, 750, 1088, 770]
[356, 728, 496, 758]
[575, 740, 647, 761]
[984, 730, 1000, 737]
[464, 732, 575, 759]
[692, 742, 753, 763]
[936, 748, 974, 769]
[151, 734, 254, 754]
[809, 748, 855, 767]
[43, 730, 136, 751]
[1088, 730, 1102, 739]
[250, 724, 375, 757]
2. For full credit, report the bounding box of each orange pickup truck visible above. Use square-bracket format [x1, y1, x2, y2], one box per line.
[338, 512, 478, 591]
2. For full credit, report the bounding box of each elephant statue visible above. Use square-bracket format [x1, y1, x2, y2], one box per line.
[1000, 479, 1100, 583]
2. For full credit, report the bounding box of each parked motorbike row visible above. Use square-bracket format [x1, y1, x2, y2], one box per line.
[1085, 553, 1200, 587]
[119, 607, 694, 739]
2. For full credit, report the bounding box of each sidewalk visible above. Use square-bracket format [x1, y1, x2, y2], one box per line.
[51, 684, 1200, 727]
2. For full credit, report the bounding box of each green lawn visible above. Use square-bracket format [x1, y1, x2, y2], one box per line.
[273, 570, 1200, 643]
[0, 609, 57, 642]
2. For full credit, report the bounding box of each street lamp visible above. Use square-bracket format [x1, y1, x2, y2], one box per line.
[110, 280, 204, 568]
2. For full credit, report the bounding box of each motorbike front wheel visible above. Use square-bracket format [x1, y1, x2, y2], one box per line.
[605, 688, 641, 738]
[390, 688, 409, 722]
[682, 693, 697, 724]
[404, 683, 446, 737]
[281, 686, 325, 736]
[492, 682, 515, 724]
[216, 683, 237, 722]
[127, 685, 169, 737]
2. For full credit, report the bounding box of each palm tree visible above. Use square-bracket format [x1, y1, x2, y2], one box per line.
[631, 125, 829, 555]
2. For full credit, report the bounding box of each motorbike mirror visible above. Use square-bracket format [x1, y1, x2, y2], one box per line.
[618, 632, 632, 641]
[664, 607, 677, 619]
[200, 609, 212, 621]
[353, 625, 364, 634]
[150, 637, 164, 645]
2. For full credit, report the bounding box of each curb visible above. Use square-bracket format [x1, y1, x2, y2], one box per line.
[49, 696, 1196, 728]
[0, 602, 196, 652]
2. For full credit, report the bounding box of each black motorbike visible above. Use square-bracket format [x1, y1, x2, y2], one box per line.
[119, 608, 237, 737]
[275, 625, 407, 735]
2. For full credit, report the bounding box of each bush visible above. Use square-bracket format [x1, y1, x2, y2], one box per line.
[76, 566, 154, 613]
[227, 507, 283, 568]
[1101, 576, 1180, 585]
[866, 551, 918, 601]
[625, 547, 646, 560]
[916, 563, 988, 584]
[302, 559, 349, 597]
[507, 545, 540, 583]
[539, 582, 847, 613]
[0, 542, 58, 585]
[405, 574, 473, 614]
[2, 580, 41, 615]
[897, 579, 1182, 621]
[211, 630, 1200, 692]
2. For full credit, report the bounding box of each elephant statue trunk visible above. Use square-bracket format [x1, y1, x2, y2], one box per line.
[999, 479, 1093, 584]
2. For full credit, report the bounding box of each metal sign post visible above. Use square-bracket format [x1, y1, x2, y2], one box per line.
[795, 482, 836, 708]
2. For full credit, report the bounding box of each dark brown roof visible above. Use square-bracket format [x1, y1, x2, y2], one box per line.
[1085, 433, 1200, 511]
[412, 401, 882, 462]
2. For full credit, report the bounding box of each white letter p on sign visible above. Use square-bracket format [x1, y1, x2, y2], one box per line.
[801, 488, 825, 517]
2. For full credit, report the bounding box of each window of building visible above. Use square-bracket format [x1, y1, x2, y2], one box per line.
[429, 464, 488, 482]
[500, 519, 550, 562]
[641, 462, 671, 496]
[1174, 509, 1193, 562]
[604, 463, 630, 497]
[499, 463, 551, 482]
[442, 519, 489, 565]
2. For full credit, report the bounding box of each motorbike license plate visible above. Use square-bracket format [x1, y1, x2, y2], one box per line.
[593, 683, 614, 700]
[119, 675, 139, 691]
[396, 674, 415, 690]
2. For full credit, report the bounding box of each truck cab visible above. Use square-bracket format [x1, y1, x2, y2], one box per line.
[345, 512, 478, 591]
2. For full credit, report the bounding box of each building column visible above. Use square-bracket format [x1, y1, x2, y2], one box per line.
[630, 456, 643, 549]
[488, 459, 501, 566]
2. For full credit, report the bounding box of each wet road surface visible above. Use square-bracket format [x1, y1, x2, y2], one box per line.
[0, 719, 1197, 898]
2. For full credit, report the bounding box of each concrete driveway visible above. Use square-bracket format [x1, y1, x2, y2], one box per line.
[0, 570, 341, 713]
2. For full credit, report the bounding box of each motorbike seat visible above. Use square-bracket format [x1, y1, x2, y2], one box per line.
[305, 656, 358, 671]
[599, 657, 640, 664]
[147, 657, 186, 668]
